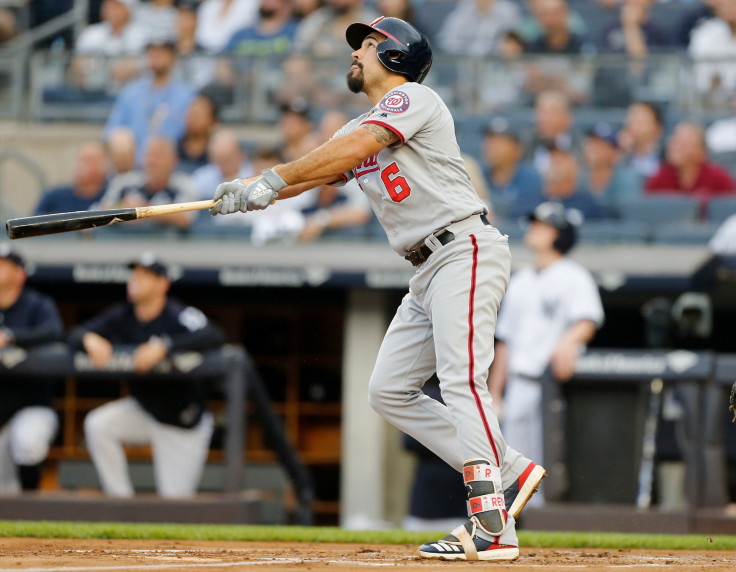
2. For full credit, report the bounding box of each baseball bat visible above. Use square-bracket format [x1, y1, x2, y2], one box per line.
[5, 200, 217, 240]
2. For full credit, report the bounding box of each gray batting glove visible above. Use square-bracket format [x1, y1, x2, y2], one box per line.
[210, 179, 250, 216]
[244, 168, 289, 211]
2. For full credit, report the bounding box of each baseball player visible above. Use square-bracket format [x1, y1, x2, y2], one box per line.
[210, 17, 545, 561]
[489, 202, 604, 507]
[0, 245, 64, 494]
[68, 253, 224, 498]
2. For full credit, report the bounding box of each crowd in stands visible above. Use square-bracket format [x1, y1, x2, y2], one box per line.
[4, 0, 736, 245]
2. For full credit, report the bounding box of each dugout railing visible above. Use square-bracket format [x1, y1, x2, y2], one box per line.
[0, 343, 315, 525]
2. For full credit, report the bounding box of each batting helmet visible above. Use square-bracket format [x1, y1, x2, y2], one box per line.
[346, 17, 433, 84]
[528, 202, 581, 255]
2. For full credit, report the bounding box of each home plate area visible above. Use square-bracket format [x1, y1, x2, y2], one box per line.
[0, 539, 734, 571]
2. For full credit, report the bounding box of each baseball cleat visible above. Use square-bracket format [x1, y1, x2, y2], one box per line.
[505, 461, 547, 519]
[417, 517, 520, 561]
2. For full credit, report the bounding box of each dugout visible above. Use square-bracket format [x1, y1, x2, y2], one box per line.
[5, 236, 736, 532]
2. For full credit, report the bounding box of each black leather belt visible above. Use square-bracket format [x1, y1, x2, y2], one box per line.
[405, 214, 491, 267]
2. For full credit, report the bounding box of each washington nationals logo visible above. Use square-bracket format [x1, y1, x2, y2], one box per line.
[379, 91, 410, 113]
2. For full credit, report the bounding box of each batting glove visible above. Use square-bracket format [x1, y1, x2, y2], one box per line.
[244, 168, 288, 211]
[210, 179, 250, 216]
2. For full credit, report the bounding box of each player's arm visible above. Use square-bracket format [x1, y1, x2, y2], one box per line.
[487, 340, 508, 407]
[550, 319, 597, 381]
[211, 124, 398, 214]
[275, 123, 398, 187]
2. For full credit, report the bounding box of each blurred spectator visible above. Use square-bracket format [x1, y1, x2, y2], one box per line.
[192, 129, 254, 199]
[134, 0, 178, 44]
[76, 0, 146, 56]
[278, 98, 318, 162]
[598, 0, 670, 57]
[646, 122, 736, 213]
[515, 150, 607, 219]
[527, 90, 580, 175]
[99, 137, 199, 230]
[0, 246, 63, 494]
[34, 142, 109, 216]
[436, 0, 521, 56]
[291, 0, 378, 58]
[196, 0, 259, 54]
[580, 122, 642, 213]
[689, 0, 736, 104]
[476, 31, 529, 111]
[72, 0, 146, 92]
[175, 1, 219, 90]
[104, 39, 196, 166]
[516, 0, 586, 45]
[482, 117, 544, 217]
[0, 9, 17, 43]
[107, 127, 137, 175]
[293, 0, 322, 20]
[177, 92, 220, 174]
[619, 101, 664, 178]
[70, 252, 224, 498]
[377, 0, 413, 22]
[706, 94, 736, 153]
[677, 0, 717, 46]
[524, 0, 583, 54]
[273, 54, 346, 110]
[489, 202, 603, 497]
[298, 179, 371, 242]
[225, 0, 298, 56]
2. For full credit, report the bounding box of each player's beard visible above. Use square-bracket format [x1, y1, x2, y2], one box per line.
[347, 62, 364, 93]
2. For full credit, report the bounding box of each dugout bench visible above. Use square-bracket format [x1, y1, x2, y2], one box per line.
[0, 343, 314, 525]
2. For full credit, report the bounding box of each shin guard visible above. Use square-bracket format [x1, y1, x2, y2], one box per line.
[463, 458, 508, 536]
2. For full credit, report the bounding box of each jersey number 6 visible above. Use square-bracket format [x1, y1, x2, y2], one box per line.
[381, 162, 412, 202]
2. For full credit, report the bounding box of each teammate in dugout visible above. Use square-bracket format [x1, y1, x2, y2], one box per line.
[489, 202, 604, 508]
[210, 17, 545, 561]
[0, 245, 64, 494]
[68, 253, 224, 498]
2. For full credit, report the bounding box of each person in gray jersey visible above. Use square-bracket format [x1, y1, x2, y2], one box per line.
[210, 16, 545, 562]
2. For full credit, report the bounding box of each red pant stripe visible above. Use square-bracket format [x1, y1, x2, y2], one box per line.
[467, 234, 500, 466]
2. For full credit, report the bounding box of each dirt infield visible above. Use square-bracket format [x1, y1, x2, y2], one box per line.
[0, 538, 734, 571]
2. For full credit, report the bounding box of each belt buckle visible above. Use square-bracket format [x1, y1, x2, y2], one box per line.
[405, 247, 426, 267]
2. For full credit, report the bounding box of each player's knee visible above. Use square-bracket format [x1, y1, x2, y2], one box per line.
[11, 434, 50, 466]
[84, 409, 108, 442]
[367, 378, 405, 415]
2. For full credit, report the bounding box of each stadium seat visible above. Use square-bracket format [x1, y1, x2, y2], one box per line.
[651, 221, 721, 245]
[707, 196, 736, 223]
[617, 195, 700, 224]
[578, 219, 649, 244]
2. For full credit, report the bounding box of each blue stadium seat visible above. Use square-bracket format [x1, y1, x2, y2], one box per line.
[707, 196, 736, 224]
[618, 195, 699, 224]
[578, 219, 649, 244]
[651, 222, 721, 245]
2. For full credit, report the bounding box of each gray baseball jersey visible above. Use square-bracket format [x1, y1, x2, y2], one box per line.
[333, 82, 488, 255]
[349, 83, 535, 544]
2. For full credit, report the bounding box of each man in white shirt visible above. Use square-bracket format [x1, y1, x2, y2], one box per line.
[489, 202, 604, 506]
[76, 0, 146, 56]
[689, 0, 736, 95]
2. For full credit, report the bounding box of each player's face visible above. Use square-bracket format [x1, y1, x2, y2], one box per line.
[524, 220, 559, 252]
[0, 259, 24, 293]
[127, 267, 168, 304]
[347, 32, 385, 94]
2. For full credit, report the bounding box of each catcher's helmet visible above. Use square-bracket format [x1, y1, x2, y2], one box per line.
[528, 201, 582, 255]
[346, 17, 433, 84]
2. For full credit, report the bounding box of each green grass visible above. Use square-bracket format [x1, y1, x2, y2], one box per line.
[0, 521, 734, 551]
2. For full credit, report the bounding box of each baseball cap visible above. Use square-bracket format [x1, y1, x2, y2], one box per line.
[0, 243, 25, 269]
[146, 33, 177, 51]
[585, 121, 619, 148]
[484, 117, 520, 143]
[528, 201, 583, 228]
[128, 251, 168, 278]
